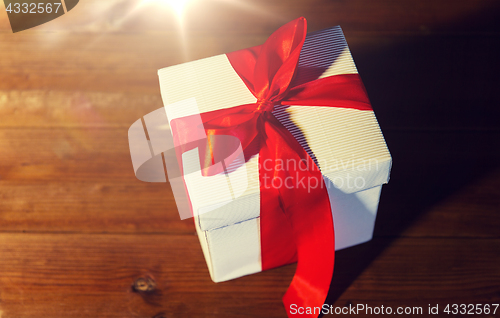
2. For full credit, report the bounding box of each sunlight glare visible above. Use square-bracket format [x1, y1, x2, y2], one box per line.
[163, 0, 191, 17]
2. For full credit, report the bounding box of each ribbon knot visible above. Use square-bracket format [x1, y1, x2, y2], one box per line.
[255, 99, 275, 113]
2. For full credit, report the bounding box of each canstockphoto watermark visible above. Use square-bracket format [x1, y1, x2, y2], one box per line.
[260, 171, 370, 192]
[290, 303, 500, 316]
[258, 157, 380, 193]
[258, 156, 380, 174]
[290, 303, 423, 315]
[129, 102, 380, 220]
[129, 105, 250, 221]
[130, 111, 380, 219]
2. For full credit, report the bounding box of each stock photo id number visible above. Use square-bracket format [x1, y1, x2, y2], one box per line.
[3, 0, 78, 32]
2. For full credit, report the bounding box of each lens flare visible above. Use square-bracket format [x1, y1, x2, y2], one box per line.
[162, 0, 192, 17]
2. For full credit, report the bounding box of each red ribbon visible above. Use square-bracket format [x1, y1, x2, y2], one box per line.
[171, 17, 372, 317]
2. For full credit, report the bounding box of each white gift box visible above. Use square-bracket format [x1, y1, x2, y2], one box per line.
[130, 26, 391, 283]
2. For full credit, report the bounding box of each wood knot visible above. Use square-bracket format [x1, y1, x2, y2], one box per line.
[132, 275, 157, 293]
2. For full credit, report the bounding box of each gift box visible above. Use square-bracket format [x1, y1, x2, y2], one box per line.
[129, 17, 391, 317]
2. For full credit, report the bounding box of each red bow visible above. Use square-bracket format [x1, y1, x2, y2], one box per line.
[172, 17, 371, 317]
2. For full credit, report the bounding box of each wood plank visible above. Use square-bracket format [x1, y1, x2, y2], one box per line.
[0, 234, 497, 317]
[0, 128, 135, 181]
[1, 0, 499, 34]
[376, 130, 500, 238]
[1, 34, 499, 129]
[351, 35, 500, 130]
[325, 237, 500, 316]
[0, 1, 498, 317]
[0, 91, 163, 128]
[0, 32, 268, 93]
[378, 167, 500, 239]
[1, 128, 499, 235]
[0, 126, 194, 233]
[0, 232, 292, 318]
[0, 181, 193, 234]
[3, 169, 498, 237]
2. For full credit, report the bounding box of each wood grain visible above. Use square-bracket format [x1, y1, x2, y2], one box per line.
[0, 233, 292, 318]
[0, 234, 498, 317]
[0, 129, 498, 236]
[1, 34, 498, 128]
[0, 0, 499, 317]
[0, 90, 164, 127]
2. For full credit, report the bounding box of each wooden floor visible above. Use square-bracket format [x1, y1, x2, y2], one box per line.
[1, 1, 499, 317]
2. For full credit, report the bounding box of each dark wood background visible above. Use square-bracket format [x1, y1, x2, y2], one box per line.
[1, 0, 499, 317]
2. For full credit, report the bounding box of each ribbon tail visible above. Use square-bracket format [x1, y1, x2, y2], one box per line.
[259, 115, 335, 317]
[281, 181, 335, 318]
[280, 165, 335, 318]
